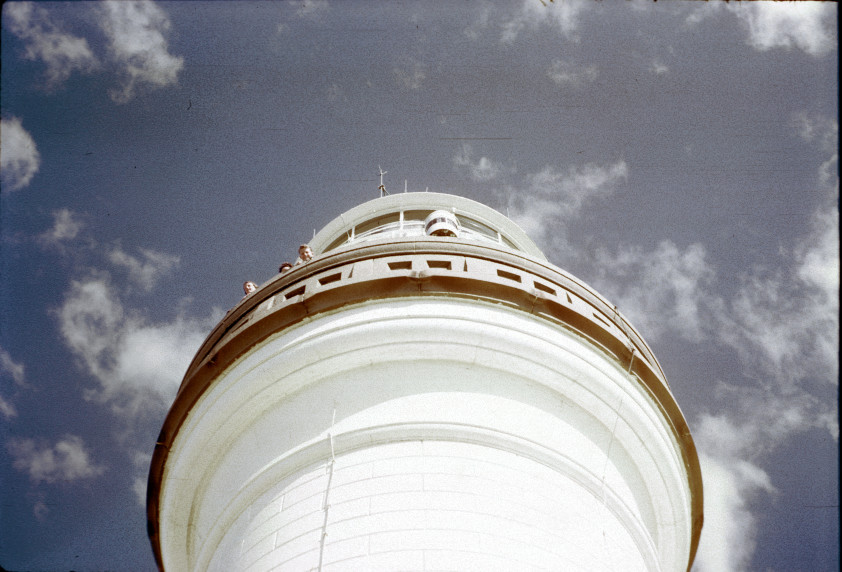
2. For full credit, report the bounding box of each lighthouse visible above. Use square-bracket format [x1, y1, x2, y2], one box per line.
[147, 191, 703, 571]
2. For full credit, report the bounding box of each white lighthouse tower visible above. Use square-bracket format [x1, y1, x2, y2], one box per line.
[147, 191, 703, 571]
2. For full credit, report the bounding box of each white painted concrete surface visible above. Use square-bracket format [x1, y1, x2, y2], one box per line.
[158, 299, 693, 571]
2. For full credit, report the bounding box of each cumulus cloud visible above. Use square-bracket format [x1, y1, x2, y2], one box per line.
[107, 246, 180, 292]
[56, 273, 219, 419]
[546, 59, 598, 86]
[502, 0, 587, 44]
[731, 2, 836, 57]
[592, 241, 716, 343]
[3, 1, 99, 89]
[394, 61, 427, 90]
[98, 0, 184, 104]
[502, 160, 628, 250]
[7, 435, 106, 485]
[37, 208, 85, 248]
[1, 116, 41, 192]
[453, 144, 507, 182]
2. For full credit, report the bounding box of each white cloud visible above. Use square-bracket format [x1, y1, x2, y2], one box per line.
[32, 496, 50, 521]
[0, 396, 17, 420]
[503, 160, 628, 250]
[795, 207, 839, 309]
[98, 0, 184, 104]
[327, 83, 344, 102]
[546, 59, 598, 86]
[718, 206, 839, 391]
[108, 246, 180, 291]
[453, 144, 507, 182]
[592, 241, 716, 343]
[464, 4, 492, 41]
[131, 450, 152, 506]
[688, 205, 839, 569]
[1, 116, 41, 192]
[0, 345, 25, 419]
[56, 274, 219, 419]
[649, 60, 669, 75]
[37, 208, 84, 248]
[690, 389, 839, 572]
[7, 434, 106, 485]
[0, 345, 26, 386]
[695, 448, 775, 572]
[502, 0, 587, 44]
[792, 112, 838, 155]
[792, 113, 838, 187]
[732, 2, 836, 57]
[394, 61, 427, 90]
[3, 1, 99, 88]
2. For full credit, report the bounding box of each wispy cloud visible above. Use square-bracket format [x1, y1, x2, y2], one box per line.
[0, 395, 17, 420]
[0, 345, 25, 419]
[7, 435, 106, 485]
[327, 83, 344, 102]
[394, 61, 427, 90]
[0, 345, 26, 387]
[1, 116, 41, 192]
[718, 205, 839, 394]
[131, 450, 152, 506]
[792, 113, 838, 154]
[502, 0, 587, 44]
[649, 60, 669, 76]
[453, 144, 507, 182]
[37, 208, 85, 249]
[502, 160, 628, 252]
[3, 1, 99, 89]
[592, 241, 716, 343]
[98, 0, 184, 104]
[731, 2, 836, 57]
[546, 59, 598, 87]
[107, 246, 180, 292]
[464, 4, 492, 41]
[792, 113, 838, 186]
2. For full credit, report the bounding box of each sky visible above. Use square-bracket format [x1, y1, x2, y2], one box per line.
[0, 1, 837, 570]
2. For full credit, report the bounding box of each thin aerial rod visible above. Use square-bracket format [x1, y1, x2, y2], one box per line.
[378, 166, 389, 197]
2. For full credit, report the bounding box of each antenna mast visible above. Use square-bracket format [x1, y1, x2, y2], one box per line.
[378, 166, 389, 197]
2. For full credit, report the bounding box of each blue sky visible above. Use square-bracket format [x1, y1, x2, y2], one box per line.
[0, 1, 837, 570]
